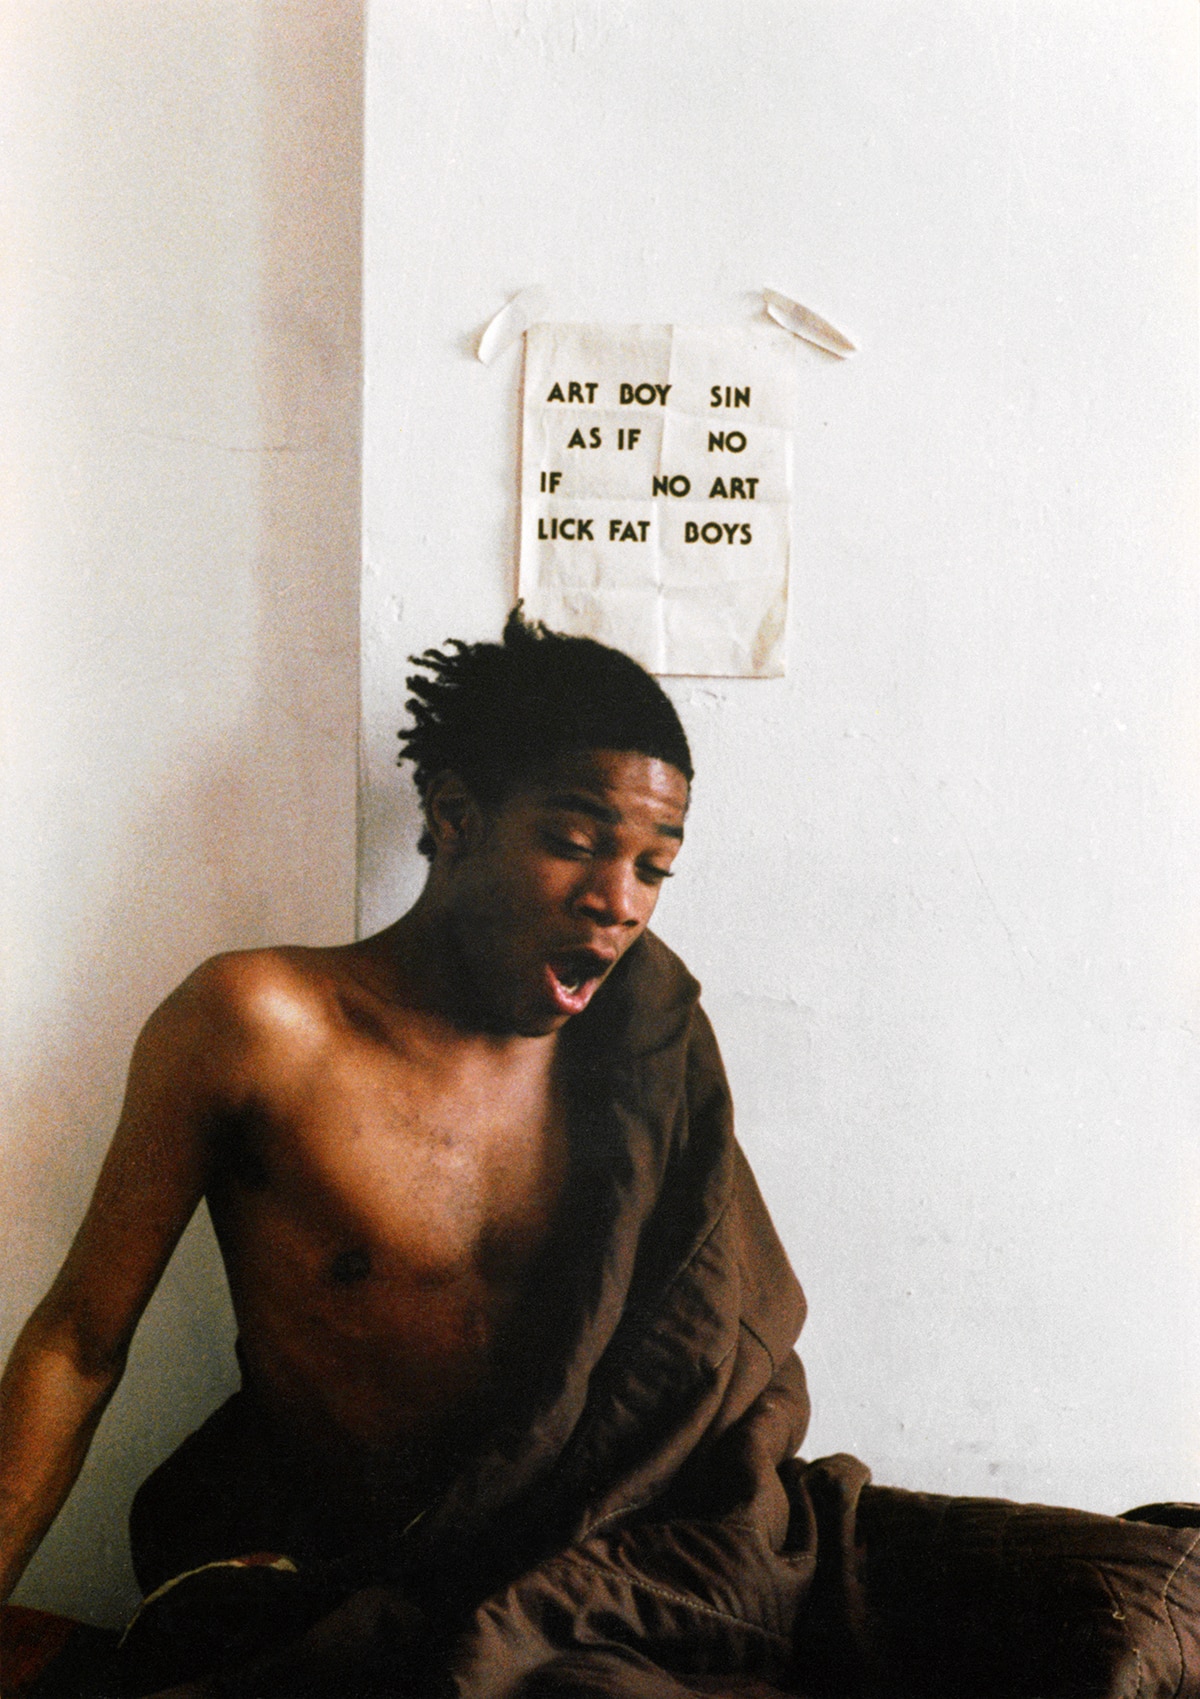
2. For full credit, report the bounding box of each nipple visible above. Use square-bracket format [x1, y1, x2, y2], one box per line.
[329, 1246, 372, 1286]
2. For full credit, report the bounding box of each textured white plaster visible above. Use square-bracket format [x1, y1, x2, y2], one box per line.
[2, 1, 362, 1625]
[362, 1, 1200, 1515]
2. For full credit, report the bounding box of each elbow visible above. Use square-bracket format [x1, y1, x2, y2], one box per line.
[71, 1334, 130, 1390]
[21, 1296, 131, 1391]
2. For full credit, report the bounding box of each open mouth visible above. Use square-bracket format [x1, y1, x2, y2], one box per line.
[547, 948, 614, 1007]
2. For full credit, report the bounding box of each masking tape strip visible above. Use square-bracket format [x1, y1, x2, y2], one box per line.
[763, 288, 856, 357]
[478, 285, 550, 365]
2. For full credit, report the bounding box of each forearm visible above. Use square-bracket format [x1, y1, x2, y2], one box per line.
[0, 1306, 124, 1602]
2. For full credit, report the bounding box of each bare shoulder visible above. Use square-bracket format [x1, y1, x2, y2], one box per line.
[141, 945, 347, 1097]
[176, 944, 333, 1025]
[34, 949, 353, 1354]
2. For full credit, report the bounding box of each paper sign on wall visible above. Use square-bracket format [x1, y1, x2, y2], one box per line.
[518, 323, 797, 676]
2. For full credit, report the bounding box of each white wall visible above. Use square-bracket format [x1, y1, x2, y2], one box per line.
[2, 2, 362, 1625]
[362, 1, 1199, 1515]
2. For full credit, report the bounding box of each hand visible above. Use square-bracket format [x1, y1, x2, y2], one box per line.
[129, 1586, 426, 1699]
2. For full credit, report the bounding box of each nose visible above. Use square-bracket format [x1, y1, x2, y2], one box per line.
[573, 858, 645, 929]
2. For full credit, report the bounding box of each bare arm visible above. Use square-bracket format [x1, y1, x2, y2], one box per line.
[0, 972, 229, 1604]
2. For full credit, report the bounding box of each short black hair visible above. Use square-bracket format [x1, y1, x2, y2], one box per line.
[399, 607, 693, 858]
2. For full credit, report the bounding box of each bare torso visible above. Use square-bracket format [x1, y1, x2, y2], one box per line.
[0, 748, 685, 1609]
[201, 942, 569, 1508]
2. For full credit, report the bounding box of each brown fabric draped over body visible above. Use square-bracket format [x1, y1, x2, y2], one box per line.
[122, 934, 1200, 1699]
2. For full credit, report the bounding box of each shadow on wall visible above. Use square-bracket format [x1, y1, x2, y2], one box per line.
[3, 2, 363, 1628]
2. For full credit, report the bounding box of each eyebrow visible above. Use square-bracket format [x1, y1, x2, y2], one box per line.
[542, 791, 685, 841]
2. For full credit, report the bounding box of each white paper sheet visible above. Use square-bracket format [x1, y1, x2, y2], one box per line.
[518, 323, 797, 676]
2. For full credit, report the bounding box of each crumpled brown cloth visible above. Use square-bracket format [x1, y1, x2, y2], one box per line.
[123, 933, 1200, 1699]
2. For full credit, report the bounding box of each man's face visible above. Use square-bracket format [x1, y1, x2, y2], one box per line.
[444, 748, 688, 1036]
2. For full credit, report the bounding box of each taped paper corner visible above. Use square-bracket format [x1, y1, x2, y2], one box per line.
[478, 285, 549, 365]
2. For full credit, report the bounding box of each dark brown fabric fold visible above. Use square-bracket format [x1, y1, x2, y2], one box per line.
[122, 932, 1200, 1699]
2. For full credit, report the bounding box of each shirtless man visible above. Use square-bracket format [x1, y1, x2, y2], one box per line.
[0, 610, 691, 1684]
[5, 611, 1200, 1699]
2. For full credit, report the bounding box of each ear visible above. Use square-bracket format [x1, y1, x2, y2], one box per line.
[424, 770, 484, 861]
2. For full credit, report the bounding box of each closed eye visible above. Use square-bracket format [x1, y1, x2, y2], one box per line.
[544, 832, 593, 859]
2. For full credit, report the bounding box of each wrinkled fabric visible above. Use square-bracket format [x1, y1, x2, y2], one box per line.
[125, 933, 1200, 1699]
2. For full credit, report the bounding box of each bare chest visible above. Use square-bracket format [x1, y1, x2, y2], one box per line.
[207, 1043, 569, 1448]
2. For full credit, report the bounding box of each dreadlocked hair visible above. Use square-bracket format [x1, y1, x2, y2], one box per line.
[399, 606, 693, 858]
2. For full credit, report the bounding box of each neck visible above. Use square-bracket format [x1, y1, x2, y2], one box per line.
[355, 887, 537, 1049]
[356, 888, 461, 1013]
